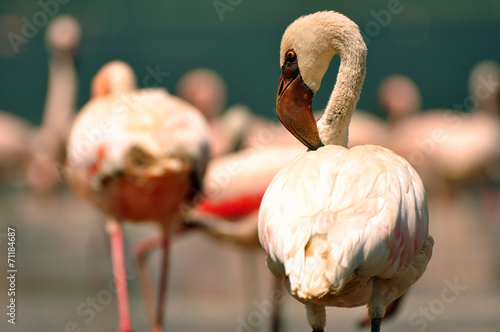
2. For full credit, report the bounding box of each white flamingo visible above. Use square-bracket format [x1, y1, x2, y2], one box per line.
[258, 11, 434, 332]
[65, 60, 211, 332]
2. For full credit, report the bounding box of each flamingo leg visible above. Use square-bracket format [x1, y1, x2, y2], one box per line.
[359, 296, 404, 328]
[371, 318, 381, 332]
[133, 235, 163, 328]
[133, 224, 196, 329]
[133, 222, 198, 330]
[107, 218, 133, 332]
[153, 236, 170, 332]
[270, 276, 283, 332]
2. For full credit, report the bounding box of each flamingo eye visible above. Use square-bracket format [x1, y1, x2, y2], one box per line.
[285, 50, 296, 62]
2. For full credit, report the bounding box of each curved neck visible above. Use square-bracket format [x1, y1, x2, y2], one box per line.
[317, 41, 366, 147]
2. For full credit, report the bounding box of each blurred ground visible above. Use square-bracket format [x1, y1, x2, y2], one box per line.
[0, 184, 499, 332]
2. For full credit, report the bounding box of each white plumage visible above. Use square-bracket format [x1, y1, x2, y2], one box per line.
[66, 60, 210, 332]
[258, 11, 433, 332]
[260, 145, 431, 304]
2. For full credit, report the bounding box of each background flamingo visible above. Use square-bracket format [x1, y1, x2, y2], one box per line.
[0, 15, 80, 193]
[388, 62, 500, 201]
[65, 60, 211, 332]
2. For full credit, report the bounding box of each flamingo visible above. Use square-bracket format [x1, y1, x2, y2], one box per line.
[26, 14, 81, 192]
[65, 60, 211, 332]
[42, 14, 81, 142]
[258, 11, 434, 332]
[0, 15, 80, 191]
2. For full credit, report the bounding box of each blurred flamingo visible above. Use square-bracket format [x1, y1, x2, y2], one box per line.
[65, 60, 211, 332]
[388, 63, 500, 199]
[0, 15, 80, 192]
[26, 15, 81, 193]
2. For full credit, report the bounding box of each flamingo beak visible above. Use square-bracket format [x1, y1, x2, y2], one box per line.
[276, 72, 323, 150]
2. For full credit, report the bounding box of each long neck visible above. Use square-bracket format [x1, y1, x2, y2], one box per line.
[41, 54, 77, 136]
[317, 41, 366, 147]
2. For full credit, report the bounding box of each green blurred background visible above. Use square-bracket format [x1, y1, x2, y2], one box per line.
[0, 0, 499, 124]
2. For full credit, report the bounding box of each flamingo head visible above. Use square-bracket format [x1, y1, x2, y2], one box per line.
[276, 11, 364, 150]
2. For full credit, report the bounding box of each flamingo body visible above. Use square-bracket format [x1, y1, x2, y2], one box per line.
[199, 147, 303, 217]
[260, 144, 432, 311]
[198, 191, 265, 220]
[67, 88, 209, 226]
[66, 61, 210, 332]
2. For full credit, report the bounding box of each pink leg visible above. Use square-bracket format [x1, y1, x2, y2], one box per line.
[153, 237, 170, 332]
[133, 224, 194, 330]
[107, 218, 133, 332]
[133, 235, 163, 328]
